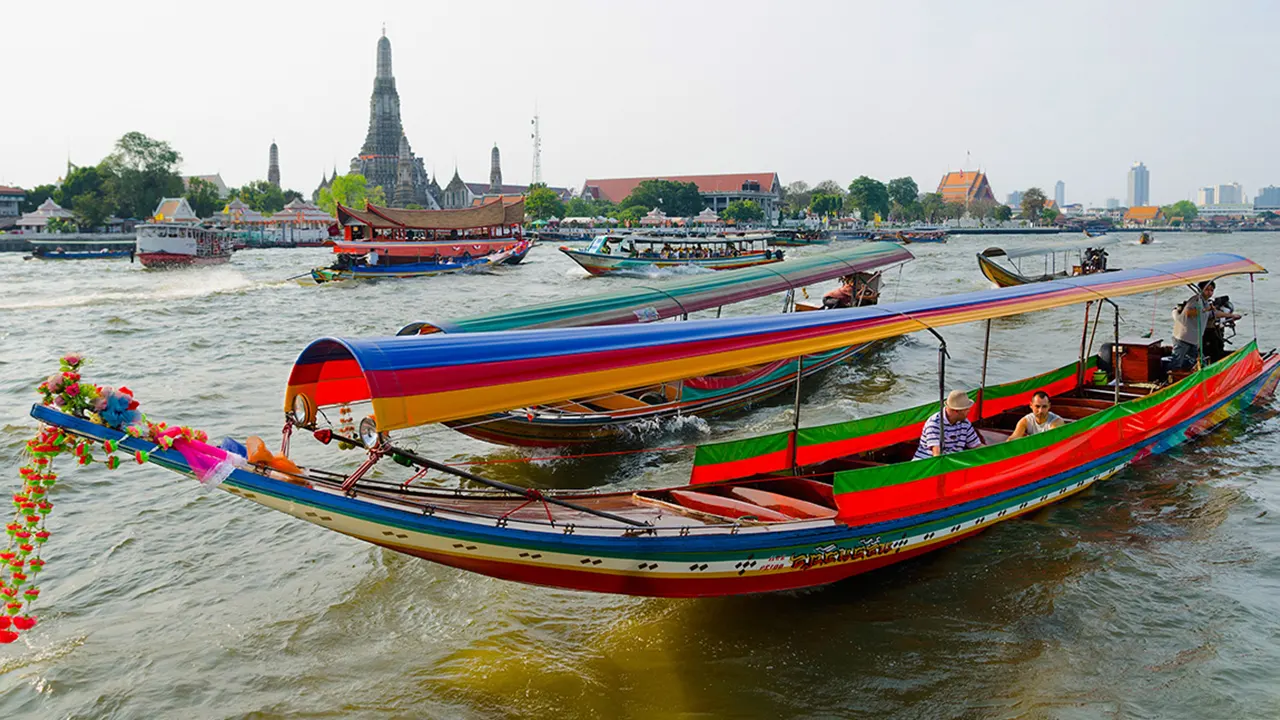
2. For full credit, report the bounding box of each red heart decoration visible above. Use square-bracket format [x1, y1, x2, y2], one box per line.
[0, 630, 17, 643]
[0, 616, 10, 629]
[11, 616, 34, 630]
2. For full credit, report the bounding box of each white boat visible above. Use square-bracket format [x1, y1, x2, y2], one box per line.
[135, 223, 234, 268]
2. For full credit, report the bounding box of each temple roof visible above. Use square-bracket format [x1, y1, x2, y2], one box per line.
[152, 197, 200, 222]
[340, 198, 524, 230]
[937, 171, 995, 204]
[272, 199, 332, 224]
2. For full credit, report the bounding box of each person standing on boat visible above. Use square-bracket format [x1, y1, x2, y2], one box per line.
[1008, 391, 1064, 440]
[914, 390, 983, 459]
[1171, 281, 1240, 370]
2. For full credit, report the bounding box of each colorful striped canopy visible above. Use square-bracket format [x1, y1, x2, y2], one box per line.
[402, 242, 914, 334]
[286, 253, 1265, 431]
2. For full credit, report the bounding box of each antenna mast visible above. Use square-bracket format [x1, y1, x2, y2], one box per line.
[530, 108, 542, 185]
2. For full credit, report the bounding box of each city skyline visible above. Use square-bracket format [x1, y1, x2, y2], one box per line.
[2, 1, 1278, 206]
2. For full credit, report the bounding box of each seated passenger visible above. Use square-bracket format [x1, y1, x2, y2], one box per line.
[1007, 391, 1065, 440]
[914, 390, 983, 459]
[822, 275, 856, 309]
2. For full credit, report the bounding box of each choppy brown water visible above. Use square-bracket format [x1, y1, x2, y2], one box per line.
[2, 233, 1279, 719]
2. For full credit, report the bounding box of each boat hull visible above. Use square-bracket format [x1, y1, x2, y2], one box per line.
[560, 247, 782, 275]
[137, 252, 230, 268]
[31, 347, 1279, 598]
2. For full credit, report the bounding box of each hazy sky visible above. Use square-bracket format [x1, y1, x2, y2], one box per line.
[3, 0, 1277, 206]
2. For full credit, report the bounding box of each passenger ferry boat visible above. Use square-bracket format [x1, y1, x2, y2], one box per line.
[135, 223, 234, 268]
[560, 234, 782, 275]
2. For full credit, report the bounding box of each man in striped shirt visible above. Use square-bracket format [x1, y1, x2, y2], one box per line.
[914, 389, 983, 460]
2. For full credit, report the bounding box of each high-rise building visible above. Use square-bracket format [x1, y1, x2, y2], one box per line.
[489, 144, 502, 194]
[267, 141, 280, 188]
[1255, 186, 1280, 210]
[1006, 190, 1024, 207]
[348, 31, 439, 208]
[1215, 182, 1243, 205]
[1105, 198, 1120, 210]
[1054, 180, 1065, 207]
[1127, 162, 1150, 207]
[1196, 187, 1215, 206]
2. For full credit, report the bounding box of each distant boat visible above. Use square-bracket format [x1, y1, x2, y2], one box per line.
[1138, 232, 1153, 245]
[1205, 227, 1233, 234]
[560, 233, 782, 275]
[135, 223, 234, 268]
[25, 247, 133, 261]
[977, 237, 1119, 287]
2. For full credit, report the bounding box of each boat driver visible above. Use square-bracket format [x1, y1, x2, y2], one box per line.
[822, 276, 857, 309]
[914, 390, 983, 459]
[1007, 391, 1064, 440]
[1171, 281, 1241, 371]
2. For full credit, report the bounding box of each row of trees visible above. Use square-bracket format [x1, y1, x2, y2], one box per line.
[18, 132, 306, 231]
[524, 179, 764, 224]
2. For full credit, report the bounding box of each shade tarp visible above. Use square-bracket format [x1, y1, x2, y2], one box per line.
[285, 253, 1265, 431]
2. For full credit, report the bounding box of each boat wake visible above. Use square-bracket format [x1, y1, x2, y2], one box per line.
[0, 269, 260, 311]
[611, 265, 718, 280]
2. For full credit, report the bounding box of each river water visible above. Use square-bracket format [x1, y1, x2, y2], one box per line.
[1, 233, 1278, 719]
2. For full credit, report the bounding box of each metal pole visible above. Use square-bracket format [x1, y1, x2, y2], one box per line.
[1078, 301, 1092, 386]
[790, 355, 803, 470]
[1113, 301, 1121, 405]
[975, 319, 992, 426]
[1251, 273, 1258, 342]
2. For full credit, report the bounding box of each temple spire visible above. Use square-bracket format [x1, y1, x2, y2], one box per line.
[376, 32, 393, 80]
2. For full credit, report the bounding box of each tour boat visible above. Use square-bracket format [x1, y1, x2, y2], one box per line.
[135, 223, 234, 268]
[977, 237, 1119, 287]
[396, 243, 912, 446]
[560, 234, 782, 275]
[308, 199, 532, 282]
[28, 253, 1276, 599]
[768, 229, 831, 247]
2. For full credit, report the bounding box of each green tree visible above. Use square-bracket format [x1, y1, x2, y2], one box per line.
[812, 180, 846, 197]
[102, 131, 184, 218]
[920, 192, 945, 223]
[46, 217, 76, 234]
[316, 174, 384, 215]
[1040, 207, 1060, 224]
[234, 180, 287, 214]
[943, 201, 966, 220]
[847, 176, 891, 222]
[184, 177, 223, 218]
[1020, 187, 1047, 223]
[887, 177, 919, 208]
[969, 198, 998, 219]
[563, 195, 616, 218]
[20, 184, 58, 213]
[525, 184, 565, 220]
[721, 199, 764, 223]
[993, 204, 1013, 222]
[60, 165, 110, 203]
[614, 205, 649, 226]
[1161, 200, 1198, 222]
[809, 192, 843, 218]
[69, 193, 113, 231]
[783, 181, 812, 215]
[283, 189, 304, 205]
[619, 180, 704, 217]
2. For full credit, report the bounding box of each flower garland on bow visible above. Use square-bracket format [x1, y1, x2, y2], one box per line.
[2, 355, 218, 644]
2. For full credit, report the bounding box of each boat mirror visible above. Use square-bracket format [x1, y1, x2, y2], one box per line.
[290, 393, 316, 428]
[359, 416, 381, 448]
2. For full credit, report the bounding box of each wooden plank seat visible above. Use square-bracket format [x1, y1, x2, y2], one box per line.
[669, 490, 792, 522]
[728, 487, 837, 519]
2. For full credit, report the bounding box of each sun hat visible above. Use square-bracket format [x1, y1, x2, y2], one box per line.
[945, 390, 974, 411]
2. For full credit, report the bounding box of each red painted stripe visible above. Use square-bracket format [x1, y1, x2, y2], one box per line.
[834, 351, 1263, 525]
[690, 446, 792, 484]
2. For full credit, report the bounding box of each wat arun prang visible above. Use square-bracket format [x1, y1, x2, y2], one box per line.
[349, 31, 440, 209]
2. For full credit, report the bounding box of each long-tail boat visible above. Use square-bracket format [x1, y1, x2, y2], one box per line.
[768, 229, 831, 247]
[560, 234, 781, 275]
[977, 237, 1119, 287]
[308, 199, 530, 281]
[397, 243, 913, 446]
[27, 254, 1275, 600]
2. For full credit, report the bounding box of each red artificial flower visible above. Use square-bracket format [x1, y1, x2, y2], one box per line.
[12, 616, 36, 630]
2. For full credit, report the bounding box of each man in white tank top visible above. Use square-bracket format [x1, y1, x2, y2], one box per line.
[1008, 390, 1065, 440]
